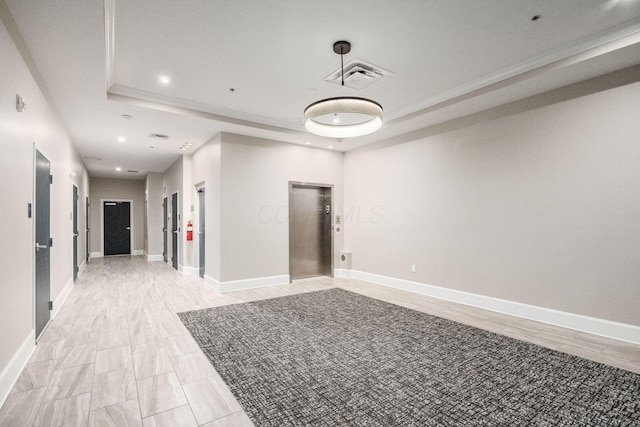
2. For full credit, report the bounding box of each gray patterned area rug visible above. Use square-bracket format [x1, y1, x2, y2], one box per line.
[178, 288, 640, 426]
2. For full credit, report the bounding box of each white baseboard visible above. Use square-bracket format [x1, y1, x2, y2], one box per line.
[52, 278, 73, 319]
[179, 265, 199, 276]
[349, 270, 640, 345]
[92, 251, 143, 258]
[334, 269, 352, 278]
[0, 330, 36, 409]
[145, 253, 164, 262]
[204, 274, 290, 293]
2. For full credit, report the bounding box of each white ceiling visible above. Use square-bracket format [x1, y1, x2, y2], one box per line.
[5, 0, 640, 179]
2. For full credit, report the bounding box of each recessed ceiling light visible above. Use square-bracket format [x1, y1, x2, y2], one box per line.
[531, 15, 541, 21]
[159, 75, 171, 84]
[179, 147, 188, 151]
[305, 141, 311, 145]
[115, 167, 122, 171]
[328, 145, 334, 149]
[121, 114, 133, 120]
[117, 136, 126, 142]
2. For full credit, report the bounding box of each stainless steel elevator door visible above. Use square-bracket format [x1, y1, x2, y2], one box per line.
[289, 184, 332, 280]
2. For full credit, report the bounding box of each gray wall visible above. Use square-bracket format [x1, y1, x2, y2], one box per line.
[159, 133, 345, 282]
[189, 134, 221, 279]
[162, 156, 185, 268]
[344, 72, 640, 326]
[145, 172, 164, 258]
[89, 178, 145, 255]
[219, 133, 344, 282]
[0, 13, 89, 392]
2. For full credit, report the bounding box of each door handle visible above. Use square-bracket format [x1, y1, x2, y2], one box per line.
[196, 232, 204, 235]
[125, 227, 131, 230]
[173, 230, 178, 234]
[35, 243, 48, 252]
[73, 233, 79, 237]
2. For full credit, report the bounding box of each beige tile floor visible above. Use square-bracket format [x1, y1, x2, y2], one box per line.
[1, 256, 638, 426]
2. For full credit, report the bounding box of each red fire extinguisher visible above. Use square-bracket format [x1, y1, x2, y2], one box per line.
[186, 221, 193, 241]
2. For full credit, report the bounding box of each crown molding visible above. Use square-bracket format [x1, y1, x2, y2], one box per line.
[386, 17, 640, 123]
[103, 1, 640, 136]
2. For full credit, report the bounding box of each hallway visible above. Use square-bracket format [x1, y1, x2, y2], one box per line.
[0, 257, 639, 426]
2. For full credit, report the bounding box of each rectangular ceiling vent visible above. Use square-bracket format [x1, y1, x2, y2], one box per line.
[323, 59, 393, 91]
[126, 170, 139, 173]
[149, 133, 169, 139]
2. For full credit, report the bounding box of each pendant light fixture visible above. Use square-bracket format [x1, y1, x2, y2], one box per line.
[304, 41, 383, 138]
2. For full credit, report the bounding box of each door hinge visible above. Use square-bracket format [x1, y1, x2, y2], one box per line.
[49, 175, 53, 184]
[49, 301, 53, 310]
[49, 237, 53, 247]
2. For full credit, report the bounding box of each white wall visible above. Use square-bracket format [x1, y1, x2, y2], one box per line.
[89, 178, 145, 256]
[219, 133, 344, 282]
[0, 12, 89, 405]
[344, 71, 640, 327]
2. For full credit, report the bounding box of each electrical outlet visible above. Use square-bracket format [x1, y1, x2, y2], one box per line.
[411, 264, 416, 273]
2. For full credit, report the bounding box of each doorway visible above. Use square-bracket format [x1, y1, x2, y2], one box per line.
[163, 197, 168, 263]
[197, 187, 205, 278]
[85, 196, 90, 263]
[171, 192, 178, 270]
[103, 201, 131, 256]
[73, 185, 79, 281]
[35, 149, 51, 341]
[289, 182, 333, 280]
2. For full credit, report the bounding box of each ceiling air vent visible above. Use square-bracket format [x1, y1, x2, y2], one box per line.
[126, 170, 139, 174]
[323, 58, 393, 91]
[149, 133, 169, 139]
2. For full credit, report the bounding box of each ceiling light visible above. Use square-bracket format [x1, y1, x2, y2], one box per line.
[121, 114, 133, 120]
[117, 136, 126, 142]
[304, 41, 383, 139]
[115, 167, 122, 171]
[305, 141, 311, 145]
[328, 145, 334, 149]
[159, 75, 171, 84]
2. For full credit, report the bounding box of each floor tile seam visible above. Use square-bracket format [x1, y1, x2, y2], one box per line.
[139, 403, 195, 425]
[163, 341, 201, 425]
[44, 362, 95, 406]
[1, 385, 48, 424]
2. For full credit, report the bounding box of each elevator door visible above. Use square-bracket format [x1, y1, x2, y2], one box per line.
[289, 184, 332, 280]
